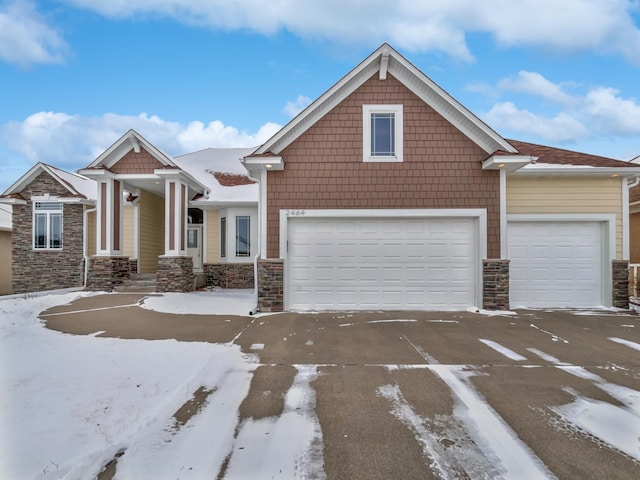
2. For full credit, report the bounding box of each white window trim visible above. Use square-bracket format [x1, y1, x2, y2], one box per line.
[362, 104, 403, 162]
[218, 208, 257, 263]
[33, 200, 63, 250]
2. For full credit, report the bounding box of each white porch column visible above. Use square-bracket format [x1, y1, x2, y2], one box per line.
[164, 179, 188, 256]
[96, 176, 123, 256]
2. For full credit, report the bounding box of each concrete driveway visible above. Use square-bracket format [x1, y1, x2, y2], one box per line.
[42, 294, 640, 479]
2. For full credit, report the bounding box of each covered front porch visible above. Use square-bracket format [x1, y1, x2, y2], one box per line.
[79, 131, 207, 292]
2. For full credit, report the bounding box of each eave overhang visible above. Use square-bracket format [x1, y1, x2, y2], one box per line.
[482, 154, 537, 172]
[241, 155, 284, 175]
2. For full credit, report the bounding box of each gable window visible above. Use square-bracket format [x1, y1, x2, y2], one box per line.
[220, 217, 227, 258]
[236, 216, 250, 257]
[34, 201, 63, 249]
[363, 104, 403, 162]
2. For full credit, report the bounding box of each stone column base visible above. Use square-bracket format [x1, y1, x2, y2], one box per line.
[257, 259, 284, 312]
[157, 256, 194, 292]
[612, 260, 629, 309]
[483, 259, 510, 310]
[86, 256, 130, 291]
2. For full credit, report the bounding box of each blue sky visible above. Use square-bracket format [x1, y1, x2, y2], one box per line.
[1, 0, 640, 192]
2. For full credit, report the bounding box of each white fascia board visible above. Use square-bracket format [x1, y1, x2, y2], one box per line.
[2, 162, 78, 197]
[254, 48, 383, 155]
[77, 168, 117, 180]
[0, 197, 26, 205]
[87, 129, 175, 169]
[190, 200, 258, 208]
[386, 55, 516, 155]
[483, 155, 537, 172]
[255, 43, 514, 157]
[512, 166, 640, 175]
[154, 168, 208, 193]
[242, 156, 284, 172]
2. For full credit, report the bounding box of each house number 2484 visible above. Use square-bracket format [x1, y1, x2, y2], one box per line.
[286, 210, 306, 216]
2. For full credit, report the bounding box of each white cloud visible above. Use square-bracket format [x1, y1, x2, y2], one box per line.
[481, 70, 640, 145]
[498, 71, 576, 106]
[0, 1, 67, 67]
[583, 87, 640, 135]
[484, 102, 588, 142]
[0, 112, 281, 171]
[283, 95, 312, 118]
[61, 0, 640, 64]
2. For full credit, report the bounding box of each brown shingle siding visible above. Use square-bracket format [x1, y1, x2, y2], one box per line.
[266, 74, 500, 258]
[110, 147, 166, 174]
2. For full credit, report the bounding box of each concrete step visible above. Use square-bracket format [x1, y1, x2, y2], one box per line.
[115, 273, 157, 293]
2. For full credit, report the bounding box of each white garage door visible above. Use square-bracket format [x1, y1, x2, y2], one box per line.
[287, 217, 478, 311]
[508, 221, 604, 308]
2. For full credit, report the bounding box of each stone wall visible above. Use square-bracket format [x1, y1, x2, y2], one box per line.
[204, 263, 254, 289]
[85, 256, 130, 291]
[257, 259, 284, 312]
[157, 256, 194, 292]
[11, 172, 87, 293]
[483, 259, 510, 310]
[612, 259, 629, 309]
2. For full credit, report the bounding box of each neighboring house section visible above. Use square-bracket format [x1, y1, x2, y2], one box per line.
[0, 206, 11, 295]
[1, 134, 257, 295]
[0, 163, 96, 293]
[243, 43, 640, 312]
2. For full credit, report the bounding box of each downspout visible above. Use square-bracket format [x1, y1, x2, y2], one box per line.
[83, 205, 96, 287]
[623, 175, 640, 260]
[245, 168, 261, 315]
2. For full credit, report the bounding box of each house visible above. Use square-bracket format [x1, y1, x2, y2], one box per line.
[0, 134, 258, 294]
[0, 205, 11, 295]
[2, 43, 639, 311]
[241, 43, 640, 312]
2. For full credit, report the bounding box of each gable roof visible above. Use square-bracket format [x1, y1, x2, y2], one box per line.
[253, 43, 516, 157]
[0, 162, 96, 201]
[85, 129, 175, 169]
[509, 139, 640, 174]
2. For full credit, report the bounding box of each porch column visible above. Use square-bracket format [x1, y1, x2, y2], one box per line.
[157, 178, 193, 292]
[86, 176, 130, 290]
[164, 179, 188, 256]
[96, 176, 123, 256]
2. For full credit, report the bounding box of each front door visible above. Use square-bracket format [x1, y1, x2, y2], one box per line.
[187, 225, 203, 271]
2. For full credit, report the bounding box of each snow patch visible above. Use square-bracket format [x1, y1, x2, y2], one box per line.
[609, 337, 640, 352]
[467, 307, 517, 316]
[0, 292, 254, 480]
[140, 289, 255, 316]
[529, 323, 569, 343]
[223, 365, 325, 479]
[479, 339, 527, 361]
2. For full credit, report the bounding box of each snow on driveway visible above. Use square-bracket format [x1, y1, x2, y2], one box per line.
[140, 289, 256, 316]
[2, 291, 639, 479]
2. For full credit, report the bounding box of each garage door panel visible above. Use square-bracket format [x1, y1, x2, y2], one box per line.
[508, 221, 604, 308]
[287, 217, 477, 310]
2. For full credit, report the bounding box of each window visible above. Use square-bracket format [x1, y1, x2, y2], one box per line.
[236, 216, 250, 257]
[220, 217, 226, 257]
[363, 104, 403, 162]
[33, 201, 63, 249]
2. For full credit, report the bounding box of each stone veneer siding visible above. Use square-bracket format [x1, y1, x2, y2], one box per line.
[482, 259, 510, 310]
[11, 172, 86, 293]
[157, 256, 194, 292]
[204, 263, 254, 289]
[612, 259, 629, 309]
[257, 259, 283, 312]
[85, 256, 130, 291]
